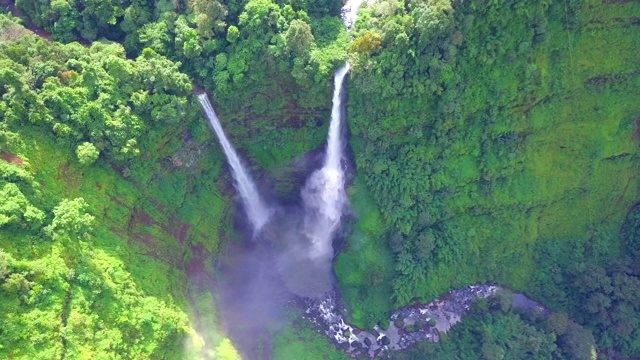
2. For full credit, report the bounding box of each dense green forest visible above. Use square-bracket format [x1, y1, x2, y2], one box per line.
[391, 290, 599, 360]
[1, 0, 640, 358]
[338, 0, 640, 342]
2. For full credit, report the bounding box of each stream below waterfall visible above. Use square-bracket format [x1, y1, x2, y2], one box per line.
[303, 285, 551, 359]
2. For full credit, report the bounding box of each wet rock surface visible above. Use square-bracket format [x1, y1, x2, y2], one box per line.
[304, 284, 544, 358]
[170, 133, 205, 169]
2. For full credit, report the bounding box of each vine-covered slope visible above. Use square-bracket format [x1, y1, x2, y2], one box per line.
[13, 0, 350, 173]
[3, 0, 640, 358]
[338, 0, 640, 339]
[0, 16, 240, 358]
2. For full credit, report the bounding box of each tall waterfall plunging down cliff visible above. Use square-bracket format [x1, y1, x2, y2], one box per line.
[197, 93, 270, 231]
[296, 0, 362, 276]
[301, 65, 350, 266]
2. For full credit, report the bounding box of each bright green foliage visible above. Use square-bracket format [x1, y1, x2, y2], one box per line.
[14, 0, 350, 170]
[0, 36, 192, 164]
[433, 313, 560, 360]
[226, 25, 239, 43]
[512, 217, 640, 357]
[335, 175, 395, 327]
[350, 31, 382, 56]
[338, 0, 640, 335]
[213, 338, 242, 360]
[393, 294, 599, 360]
[191, 0, 228, 38]
[7, 0, 640, 357]
[0, 15, 236, 359]
[75, 142, 99, 165]
[45, 198, 94, 239]
[272, 314, 348, 360]
[285, 19, 314, 57]
[0, 183, 44, 230]
[396, 310, 556, 360]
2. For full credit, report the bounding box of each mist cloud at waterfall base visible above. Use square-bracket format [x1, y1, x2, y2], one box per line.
[215, 202, 342, 357]
[210, 66, 351, 358]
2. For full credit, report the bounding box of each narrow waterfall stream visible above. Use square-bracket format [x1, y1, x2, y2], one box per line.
[301, 65, 350, 273]
[197, 93, 271, 231]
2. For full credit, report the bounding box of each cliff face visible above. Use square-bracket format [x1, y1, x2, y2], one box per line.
[3, 0, 640, 357]
[337, 0, 640, 327]
[0, 19, 238, 358]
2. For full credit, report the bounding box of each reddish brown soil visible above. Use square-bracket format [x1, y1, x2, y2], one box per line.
[176, 223, 190, 244]
[57, 162, 81, 189]
[134, 209, 154, 226]
[1, 152, 23, 166]
[3, 1, 53, 41]
[167, 215, 191, 245]
[125, 203, 215, 287]
[185, 244, 207, 278]
[141, 233, 156, 249]
[634, 117, 640, 140]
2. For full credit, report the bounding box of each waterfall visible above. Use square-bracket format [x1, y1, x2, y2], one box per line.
[325, 64, 350, 173]
[298, 0, 363, 267]
[197, 93, 270, 231]
[301, 66, 350, 264]
[341, 0, 366, 32]
[199, 0, 364, 299]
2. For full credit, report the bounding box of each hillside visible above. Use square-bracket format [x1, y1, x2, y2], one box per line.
[0, 17, 239, 358]
[336, 0, 640, 355]
[1, 0, 640, 359]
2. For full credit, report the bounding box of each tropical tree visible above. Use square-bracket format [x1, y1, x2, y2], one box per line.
[76, 142, 100, 165]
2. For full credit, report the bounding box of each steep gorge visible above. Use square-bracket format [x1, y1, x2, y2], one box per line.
[1, 0, 640, 359]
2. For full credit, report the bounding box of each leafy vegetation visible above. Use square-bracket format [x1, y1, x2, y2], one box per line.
[272, 311, 348, 360]
[3, 0, 640, 358]
[0, 14, 237, 359]
[393, 293, 596, 360]
[522, 208, 640, 356]
[14, 0, 351, 173]
[339, 0, 640, 339]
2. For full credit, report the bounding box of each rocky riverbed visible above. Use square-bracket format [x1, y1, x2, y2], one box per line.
[304, 284, 546, 358]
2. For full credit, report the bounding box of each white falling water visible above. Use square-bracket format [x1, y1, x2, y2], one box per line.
[299, 0, 363, 266]
[325, 64, 350, 173]
[301, 66, 350, 266]
[341, 0, 366, 31]
[198, 0, 365, 298]
[197, 93, 270, 231]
